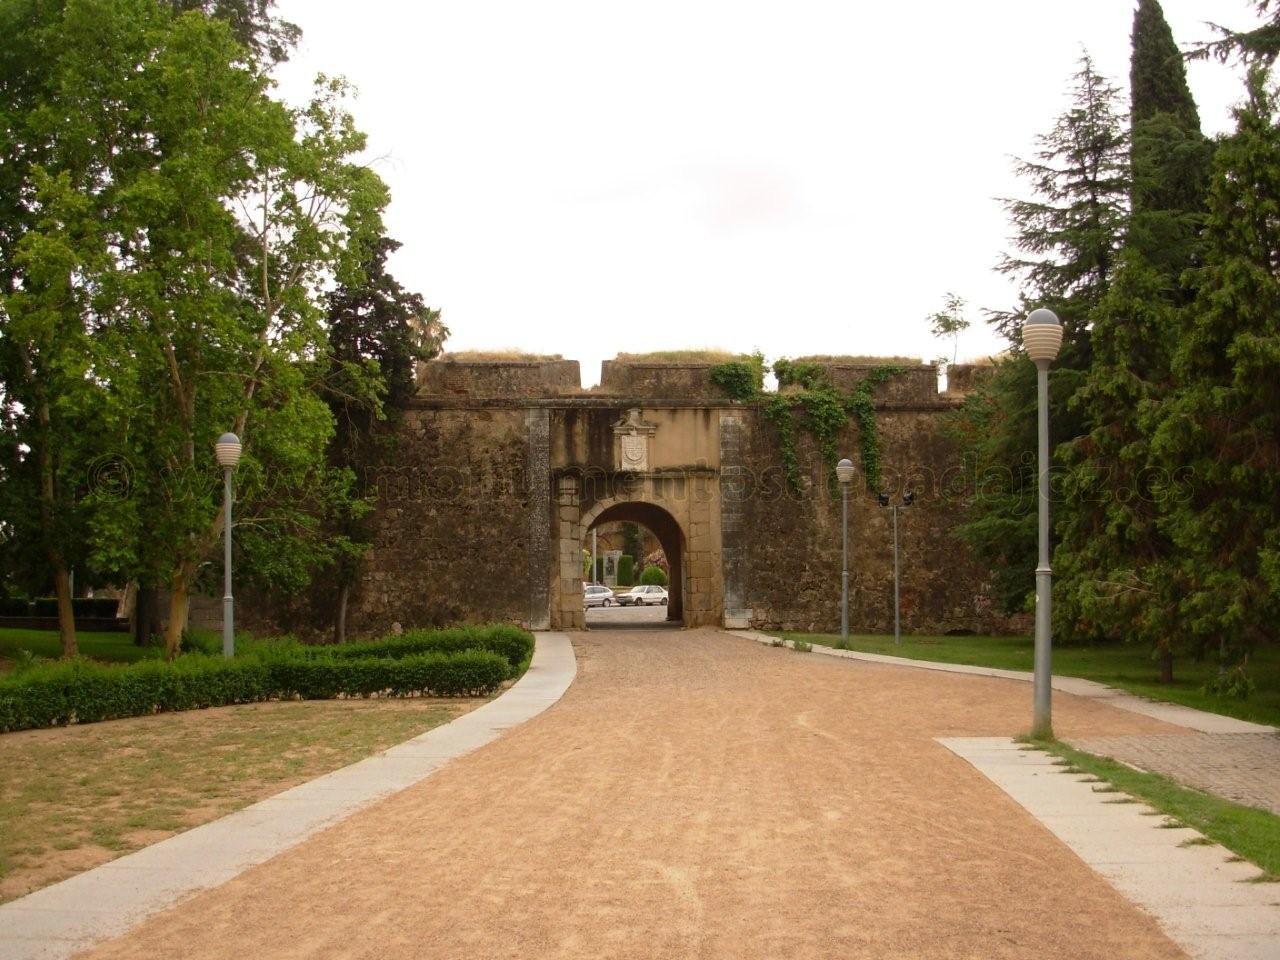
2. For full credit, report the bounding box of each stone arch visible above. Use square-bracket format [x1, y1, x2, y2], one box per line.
[583, 498, 686, 622]
[551, 471, 721, 630]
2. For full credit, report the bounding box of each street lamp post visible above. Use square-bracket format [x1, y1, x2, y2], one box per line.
[1023, 308, 1063, 738]
[214, 433, 242, 659]
[836, 458, 855, 645]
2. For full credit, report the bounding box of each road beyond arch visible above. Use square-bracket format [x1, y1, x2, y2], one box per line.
[80, 630, 1186, 960]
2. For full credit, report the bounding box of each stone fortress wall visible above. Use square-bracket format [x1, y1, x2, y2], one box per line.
[349, 354, 1023, 636]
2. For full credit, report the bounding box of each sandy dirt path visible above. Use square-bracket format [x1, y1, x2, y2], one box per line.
[79, 629, 1187, 960]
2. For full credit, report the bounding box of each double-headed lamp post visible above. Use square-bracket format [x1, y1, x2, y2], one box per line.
[1024, 308, 1063, 738]
[214, 433, 242, 659]
[836, 458, 856, 645]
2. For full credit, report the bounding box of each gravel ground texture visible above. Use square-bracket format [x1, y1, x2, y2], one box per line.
[77, 629, 1189, 960]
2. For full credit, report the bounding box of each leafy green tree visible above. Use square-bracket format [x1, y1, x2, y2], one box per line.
[168, 0, 299, 64]
[4, 1, 389, 658]
[0, 174, 105, 655]
[1055, 0, 1211, 676]
[953, 56, 1128, 616]
[927, 292, 969, 365]
[1149, 69, 1280, 680]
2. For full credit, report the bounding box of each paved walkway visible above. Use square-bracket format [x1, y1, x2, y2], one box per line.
[1069, 733, 1280, 815]
[73, 629, 1192, 959]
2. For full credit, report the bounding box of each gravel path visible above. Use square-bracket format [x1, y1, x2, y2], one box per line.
[78, 629, 1188, 960]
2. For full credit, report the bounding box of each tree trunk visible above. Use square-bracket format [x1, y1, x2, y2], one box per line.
[33, 385, 75, 657]
[162, 563, 197, 660]
[1159, 648, 1174, 684]
[134, 585, 161, 646]
[52, 563, 76, 658]
[334, 581, 349, 645]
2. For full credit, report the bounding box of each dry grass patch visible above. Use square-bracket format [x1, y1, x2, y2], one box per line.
[0, 697, 482, 902]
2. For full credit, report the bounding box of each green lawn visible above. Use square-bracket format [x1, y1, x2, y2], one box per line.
[1035, 739, 1280, 880]
[775, 632, 1280, 728]
[0, 628, 156, 670]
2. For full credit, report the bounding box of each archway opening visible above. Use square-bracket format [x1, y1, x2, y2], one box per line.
[582, 500, 685, 628]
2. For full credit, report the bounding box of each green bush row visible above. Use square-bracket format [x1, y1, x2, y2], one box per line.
[0, 648, 509, 733]
[318, 624, 534, 673]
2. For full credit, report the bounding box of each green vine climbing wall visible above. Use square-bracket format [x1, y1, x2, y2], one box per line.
[712, 357, 904, 493]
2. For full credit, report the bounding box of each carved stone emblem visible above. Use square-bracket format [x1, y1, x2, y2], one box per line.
[613, 408, 657, 473]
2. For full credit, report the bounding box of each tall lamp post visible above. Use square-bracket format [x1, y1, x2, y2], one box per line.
[836, 458, 855, 645]
[214, 433, 242, 659]
[1024, 308, 1063, 738]
[877, 491, 915, 645]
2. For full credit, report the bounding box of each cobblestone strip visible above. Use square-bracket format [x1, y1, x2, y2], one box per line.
[1069, 733, 1280, 816]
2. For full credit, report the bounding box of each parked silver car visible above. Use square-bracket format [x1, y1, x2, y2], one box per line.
[615, 585, 668, 606]
[583, 584, 616, 608]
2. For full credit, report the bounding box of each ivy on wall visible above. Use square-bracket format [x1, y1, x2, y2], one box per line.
[712, 357, 904, 493]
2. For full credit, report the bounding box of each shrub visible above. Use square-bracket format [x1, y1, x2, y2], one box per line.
[617, 555, 635, 587]
[321, 624, 534, 676]
[0, 628, 517, 733]
[0, 598, 30, 617]
[639, 565, 668, 586]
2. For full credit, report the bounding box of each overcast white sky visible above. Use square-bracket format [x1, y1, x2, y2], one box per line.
[273, 0, 1262, 385]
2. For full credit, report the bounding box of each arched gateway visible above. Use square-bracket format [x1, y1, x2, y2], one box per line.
[349, 356, 1025, 636]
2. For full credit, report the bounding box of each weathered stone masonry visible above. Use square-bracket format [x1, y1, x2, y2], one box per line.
[349, 357, 1021, 636]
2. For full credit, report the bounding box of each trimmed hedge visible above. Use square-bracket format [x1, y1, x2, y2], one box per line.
[0, 641, 514, 734]
[639, 565, 668, 586]
[319, 624, 534, 674]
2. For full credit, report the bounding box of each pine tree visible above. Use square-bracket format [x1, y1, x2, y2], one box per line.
[1196, 2, 1280, 64]
[990, 55, 1129, 350]
[1055, 0, 1211, 676]
[955, 56, 1128, 616]
[1150, 69, 1280, 681]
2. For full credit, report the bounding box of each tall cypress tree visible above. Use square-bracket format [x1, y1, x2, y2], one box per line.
[954, 55, 1128, 616]
[1056, 0, 1211, 676]
[1150, 69, 1280, 683]
[1128, 0, 1213, 279]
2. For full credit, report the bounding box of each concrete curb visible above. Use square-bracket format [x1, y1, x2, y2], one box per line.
[940, 737, 1280, 960]
[0, 632, 577, 960]
[729, 630, 1275, 735]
